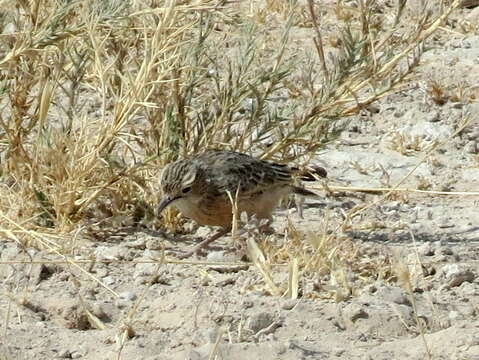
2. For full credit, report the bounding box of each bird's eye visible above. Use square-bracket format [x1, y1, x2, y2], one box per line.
[181, 186, 192, 194]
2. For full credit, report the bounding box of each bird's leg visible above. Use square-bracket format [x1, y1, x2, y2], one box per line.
[176, 227, 230, 259]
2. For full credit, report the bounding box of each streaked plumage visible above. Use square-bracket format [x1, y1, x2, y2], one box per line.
[158, 150, 326, 228]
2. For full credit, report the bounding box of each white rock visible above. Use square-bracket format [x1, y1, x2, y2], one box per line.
[441, 264, 475, 287]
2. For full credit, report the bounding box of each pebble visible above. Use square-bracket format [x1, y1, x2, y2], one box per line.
[242, 299, 254, 309]
[418, 242, 435, 256]
[459, 282, 478, 296]
[469, 335, 479, 346]
[119, 291, 137, 301]
[248, 312, 275, 333]
[207, 326, 220, 343]
[102, 276, 116, 286]
[70, 351, 83, 359]
[206, 251, 228, 262]
[206, 251, 248, 273]
[425, 111, 440, 122]
[436, 217, 454, 228]
[215, 277, 235, 287]
[281, 299, 298, 311]
[448, 310, 460, 321]
[464, 141, 478, 154]
[145, 238, 163, 250]
[343, 303, 368, 322]
[143, 249, 163, 259]
[441, 264, 475, 287]
[459, 305, 476, 318]
[90, 303, 107, 319]
[466, 6, 479, 22]
[375, 286, 411, 306]
[134, 262, 158, 277]
[125, 239, 146, 249]
[438, 247, 453, 256]
[94, 246, 129, 261]
[57, 350, 71, 358]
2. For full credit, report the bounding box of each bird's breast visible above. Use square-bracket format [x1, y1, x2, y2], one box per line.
[172, 185, 291, 228]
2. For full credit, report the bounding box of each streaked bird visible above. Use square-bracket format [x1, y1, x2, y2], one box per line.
[158, 150, 326, 258]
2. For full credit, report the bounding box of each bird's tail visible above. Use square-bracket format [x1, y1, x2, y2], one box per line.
[290, 164, 327, 197]
[292, 186, 318, 197]
[298, 165, 327, 181]
[291, 164, 327, 181]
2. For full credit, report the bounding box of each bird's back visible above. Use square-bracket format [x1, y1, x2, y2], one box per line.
[191, 150, 293, 197]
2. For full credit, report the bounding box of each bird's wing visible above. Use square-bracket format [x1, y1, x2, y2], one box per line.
[194, 150, 293, 197]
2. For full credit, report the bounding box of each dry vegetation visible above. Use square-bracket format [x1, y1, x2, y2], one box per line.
[0, 0, 468, 352]
[0, 0, 459, 230]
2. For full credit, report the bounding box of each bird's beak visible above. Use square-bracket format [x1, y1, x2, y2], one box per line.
[157, 195, 176, 215]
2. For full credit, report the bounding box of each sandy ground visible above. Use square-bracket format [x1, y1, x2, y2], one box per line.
[2, 4, 479, 360]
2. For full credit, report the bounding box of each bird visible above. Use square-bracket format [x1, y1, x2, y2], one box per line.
[157, 150, 327, 258]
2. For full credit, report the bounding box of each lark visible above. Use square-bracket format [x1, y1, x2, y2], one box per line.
[157, 150, 326, 258]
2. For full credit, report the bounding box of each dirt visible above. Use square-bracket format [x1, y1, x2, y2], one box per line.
[2, 4, 479, 360]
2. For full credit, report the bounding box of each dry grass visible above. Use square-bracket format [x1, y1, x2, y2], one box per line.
[0, 0, 466, 345]
[0, 0, 460, 237]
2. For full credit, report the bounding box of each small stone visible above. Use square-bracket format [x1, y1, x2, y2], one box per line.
[361, 284, 378, 295]
[145, 238, 163, 250]
[102, 276, 116, 286]
[70, 351, 83, 359]
[464, 141, 478, 154]
[134, 262, 157, 276]
[459, 305, 476, 318]
[425, 111, 440, 122]
[242, 300, 254, 309]
[469, 335, 479, 346]
[241, 98, 255, 112]
[94, 246, 129, 261]
[343, 303, 368, 322]
[448, 310, 460, 321]
[418, 242, 435, 256]
[3, 23, 16, 34]
[215, 277, 235, 287]
[206, 251, 228, 262]
[438, 247, 453, 255]
[125, 239, 146, 249]
[90, 303, 107, 319]
[207, 327, 220, 343]
[30, 264, 53, 285]
[115, 300, 129, 309]
[383, 201, 401, 212]
[460, 282, 478, 296]
[281, 299, 297, 310]
[58, 350, 71, 358]
[119, 292, 137, 301]
[93, 267, 108, 278]
[436, 217, 454, 228]
[466, 6, 479, 22]
[206, 251, 248, 273]
[248, 312, 275, 334]
[441, 264, 475, 287]
[375, 286, 411, 306]
[143, 249, 162, 259]
[276, 342, 287, 355]
[1, 246, 21, 260]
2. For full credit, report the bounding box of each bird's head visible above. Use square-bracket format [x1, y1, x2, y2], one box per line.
[157, 160, 199, 215]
